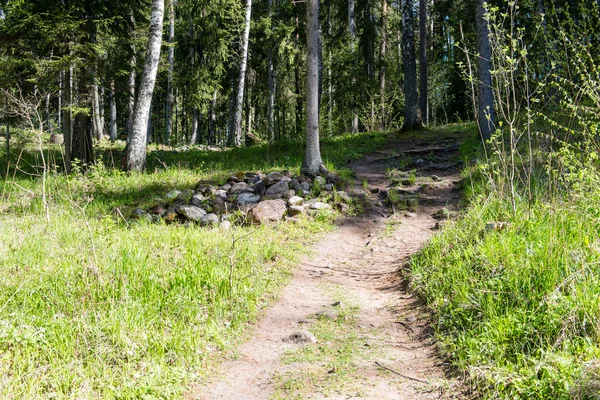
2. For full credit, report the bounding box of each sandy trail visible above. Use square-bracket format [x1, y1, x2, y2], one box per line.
[188, 134, 464, 400]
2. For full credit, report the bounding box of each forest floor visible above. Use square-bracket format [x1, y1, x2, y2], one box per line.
[188, 130, 471, 399]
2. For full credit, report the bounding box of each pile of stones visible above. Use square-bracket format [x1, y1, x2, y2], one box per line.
[125, 171, 356, 229]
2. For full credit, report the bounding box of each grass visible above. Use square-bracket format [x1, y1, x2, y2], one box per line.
[409, 131, 600, 399]
[0, 131, 387, 399]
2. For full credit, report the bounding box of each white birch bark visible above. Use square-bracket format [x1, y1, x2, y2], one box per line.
[231, 0, 252, 147]
[125, 0, 164, 171]
[165, 0, 175, 144]
[109, 80, 117, 141]
[476, 0, 496, 140]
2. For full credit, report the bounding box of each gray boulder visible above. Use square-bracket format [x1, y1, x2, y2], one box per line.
[236, 192, 261, 205]
[250, 200, 287, 224]
[288, 196, 304, 206]
[175, 205, 207, 222]
[265, 172, 283, 186]
[265, 180, 289, 199]
[252, 180, 267, 196]
[190, 193, 206, 207]
[288, 205, 305, 216]
[229, 182, 250, 194]
[200, 213, 219, 227]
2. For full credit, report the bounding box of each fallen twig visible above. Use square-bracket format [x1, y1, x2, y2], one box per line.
[375, 361, 429, 383]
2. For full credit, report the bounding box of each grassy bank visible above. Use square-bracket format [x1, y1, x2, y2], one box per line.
[410, 133, 600, 399]
[0, 132, 386, 399]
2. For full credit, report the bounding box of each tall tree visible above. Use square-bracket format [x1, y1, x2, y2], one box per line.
[109, 79, 117, 140]
[476, 0, 495, 140]
[379, 0, 387, 130]
[125, 0, 164, 171]
[267, 0, 276, 142]
[419, 0, 428, 125]
[301, 0, 325, 177]
[349, 0, 359, 133]
[165, 0, 175, 144]
[230, 0, 253, 147]
[400, 0, 423, 132]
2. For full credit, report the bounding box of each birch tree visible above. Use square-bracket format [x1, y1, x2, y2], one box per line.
[476, 0, 496, 140]
[125, 0, 164, 171]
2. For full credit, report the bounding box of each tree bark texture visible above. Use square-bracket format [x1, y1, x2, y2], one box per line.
[379, 0, 387, 130]
[476, 0, 496, 140]
[231, 0, 252, 147]
[401, 0, 423, 131]
[267, 0, 276, 142]
[165, 0, 175, 144]
[125, 0, 164, 171]
[301, 0, 324, 177]
[109, 80, 117, 141]
[349, 0, 358, 133]
[419, 0, 428, 125]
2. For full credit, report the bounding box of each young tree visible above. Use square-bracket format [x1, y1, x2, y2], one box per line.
[165, 0, 175, 144]
[301, 0, 326, 177]
[125, 0, 164, 171]
[400, 0, 423, 132]
[476, 0, 496, 140]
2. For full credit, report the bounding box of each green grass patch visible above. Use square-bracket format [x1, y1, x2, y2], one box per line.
[0, 131, 387, 399]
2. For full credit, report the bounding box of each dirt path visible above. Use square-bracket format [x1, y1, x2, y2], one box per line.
[188, 133, 465, 400]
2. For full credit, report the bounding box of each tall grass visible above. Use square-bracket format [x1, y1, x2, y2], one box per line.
[0, 131, 386, 398]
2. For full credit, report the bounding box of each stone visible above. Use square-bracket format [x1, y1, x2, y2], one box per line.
[130, 208, 146, 219]
[264, 180, 289, 199]
[316, 309, 339, 320]
[250, 200, 287, 224]
[211, 197, 230, 214]
[310, 202, 331, 210]
[288, 205, 305, 216]
[200, 213, 219, 227]
[433, 208, 450, 220]
[265, 172, 283, 186]
[296, 182, 310, 192]
[237, 203, 258, 213]
[297, 175, 312, 184]
[229, 182, 250, 194]
[246, 175, 261, 185]
[323, 183, 334, 191]
[405, 212, 418, 218]
[431, 175, 442, 182]
[149, 204, 165, 215]
[190, 193, 206, 207]
[176, 189, 194, 203]
[163, 208, 178, 222]
[284, 189, 296, 199]
[289, 178, 300, 189]
[175, 205, 207, 222]
[252, 180, 267, 196]
[215, 189, 229, 199]
[282, 330, 317, 344]
[314, 176, 326, 186]
[236, 192, 261, 205]
[220, 183, 232, 191]
[335, 191, 353, 204]
[288, 196, 304, 206]
[165, 189, 181, 203]
[301, 189, 311, 197]
[220, 220, 232, 231]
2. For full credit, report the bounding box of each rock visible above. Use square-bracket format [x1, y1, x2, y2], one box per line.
[220, 183, 232, 191]
[149, 204, 165, 215]
[175, 205, 207, 222]
[252, 180, 267, 196]
[165, 189, 181, 203]
[301, 189, 312, 197]
[163, 208, 178, 222]
[220, 220, 232, 231]
[335, 191, 353, 204]
[405, 212, 418, 218]
[413, 158, 426, 167]
[265, 172, 283, 186]
[245, 171, 258, 179]
[289, 178, 300, 189]
[229, 182, 250, 194]
[288, 196, 304, 206]
[288, 205, 305, 216]
[211, 197, 230, 214]
[284, 189, 296, 199]
[250, 200, 287, 224]
[176, 189, 194, 203]
[296, 182, 310, 192]
[190, 193, 206, 207]
[215, 189, 229, 199]
[313, 176, 326, 187]
[237, 203, 258, 213]
[433, 208, 450, 220]
[236, 192, 261, 205]
[200, 213, 219, 227]
[431, 175, 442, 182]
[297, 175, 312, 184]
[316, 309, 339, 320]
[282, 330, 317, 344]
[323, 183, 334, 191]
[310, 202, 331, 210]
[264, 180, 289, 199]
[130, 208, 146, 219]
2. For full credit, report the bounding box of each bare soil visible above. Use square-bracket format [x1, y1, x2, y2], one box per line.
[187, 133, 466, 400]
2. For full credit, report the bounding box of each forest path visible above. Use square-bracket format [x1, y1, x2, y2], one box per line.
[188, 131, 466, 400]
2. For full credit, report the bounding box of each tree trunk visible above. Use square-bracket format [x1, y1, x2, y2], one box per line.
[476, 0, 496, 141]
[91, 67, 103, 140]
[63, 67, 73, 172]
[125, 0, 164, 171]
[44, 93, 50, 132]
[72, 69, 95, 167]
[400, 0, 423, 132]
[379, 0, 387, 130]
[58, 72, 63, 131]
[301, 0, 325, 177]
[165, 0, 175, 144]
[190, 107, 199, 144]
[209, 89, 217, 145]
[230, 0, 252, 147]
[267, 0, 276, 142]
[327, 0, 333, 136]
[127, 12, 137, 138]
[419, 0, 428, 125]
[109, 80, 117, 141]
[349, 0, 358, 133]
